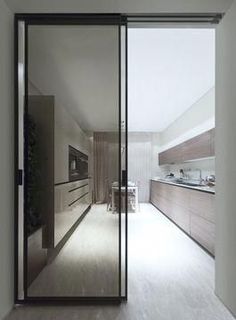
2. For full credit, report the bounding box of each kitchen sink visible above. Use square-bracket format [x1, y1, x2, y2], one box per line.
[159, 178, 205, 187]
[175, 179, 203, 187]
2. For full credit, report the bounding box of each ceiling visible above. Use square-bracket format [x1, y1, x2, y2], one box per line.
[4, 0, 232, 14]
[28, 26, 215, 132]
[128, 28, 215, 132]
[28, 25, 119, 132]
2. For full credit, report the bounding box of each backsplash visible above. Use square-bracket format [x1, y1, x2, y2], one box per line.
[158, 158, 215, 181]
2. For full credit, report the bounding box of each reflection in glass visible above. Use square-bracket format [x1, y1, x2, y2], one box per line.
[24, 24, 124, 297]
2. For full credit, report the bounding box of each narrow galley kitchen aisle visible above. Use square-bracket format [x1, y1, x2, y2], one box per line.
[7, 204, 234, 319]
[126, 204, 233, 320]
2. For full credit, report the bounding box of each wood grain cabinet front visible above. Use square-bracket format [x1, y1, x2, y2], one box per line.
[159, 144, 183, 165]
[190, 214, 215, 255]
[150, 180, 215, 255]
[210, 128, 215, 155]
[189, 189, 215, 223]
[172, 204, 190, 234]
[182, 130, 212, 162]
[158, 128, 215, 165]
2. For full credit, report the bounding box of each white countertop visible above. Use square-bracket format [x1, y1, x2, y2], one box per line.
[151, 178, 215, 194]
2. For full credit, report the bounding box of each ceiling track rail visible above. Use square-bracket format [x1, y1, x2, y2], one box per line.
[15, 13, 223, 25]
[127, 13, 223, 24]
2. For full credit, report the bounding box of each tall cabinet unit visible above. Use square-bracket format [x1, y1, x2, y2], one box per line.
[27, 95, 55, 285]
[27, 95, 92, 285]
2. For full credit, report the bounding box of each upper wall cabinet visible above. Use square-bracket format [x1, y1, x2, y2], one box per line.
[210, 128, 215, 155]
[159, 144, 183, 165]
[182, 129, 212, 162]
[159, 128, 215, 165]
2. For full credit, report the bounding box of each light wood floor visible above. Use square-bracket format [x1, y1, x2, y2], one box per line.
[7, 203, 235, 320]
[28, 204, 119, 296]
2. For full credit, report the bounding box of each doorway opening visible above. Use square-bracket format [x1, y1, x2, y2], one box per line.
[15, 15, 228, 315]
[126, 23, 225, 317]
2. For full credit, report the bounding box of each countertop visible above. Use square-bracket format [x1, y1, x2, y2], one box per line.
[151, 178, 215, 194]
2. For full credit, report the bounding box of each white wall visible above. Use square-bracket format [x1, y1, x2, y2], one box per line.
[4, 0, 233, 14]
[128, 132, 161, 202]
[0, 0, 14, 319]
[215, 0, 236, 316]
[128, 133, 153, 202]
[159, 158, 215, 181]
[160, 87, 215, 151]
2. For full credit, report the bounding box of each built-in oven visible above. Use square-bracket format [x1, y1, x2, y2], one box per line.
[68, 145, 88, 181]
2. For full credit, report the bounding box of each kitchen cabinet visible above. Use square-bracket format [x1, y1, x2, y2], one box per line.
[28, 95, 55, 248]
[172, 204, 190, 234]
[159, 128, 215, 165]
[182, 130, 212, 161]
[150, 180, 215, 255]
[189, 189, 215, 223]
[150, 181, 173, 218]
[159, 144, 183, 165]
[54, 179, 90, 246]
[28, 96, 92, 285]
[210, 128, 215, 155]
[190, 214, 215, 255]
[150, 180, 190, 234]
[27, 95, 54, 285]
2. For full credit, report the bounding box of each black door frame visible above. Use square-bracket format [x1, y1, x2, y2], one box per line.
[14, 12, 222, 305]
[14, 13, 128, 305]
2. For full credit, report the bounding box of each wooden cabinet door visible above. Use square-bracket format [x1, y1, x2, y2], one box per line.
[159, 144, 183, 165]
[189, 190, 215, 223]
[150, 181, 174, 218]
[210, 128, 215, 155]
[159, 129, 215, 165]
[172, 204, 190, 234]
[190, 213, 215, 255]
[170, 185, 190, 207]
[159, 151, 168, 166]
[150, 180, 215, 255]
[182, 130, 212, 161]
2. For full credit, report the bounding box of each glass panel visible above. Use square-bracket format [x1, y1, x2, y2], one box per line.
[24, 24, 121, 297]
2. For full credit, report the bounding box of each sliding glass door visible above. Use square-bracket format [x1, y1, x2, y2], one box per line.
[15, 14, 127, 303]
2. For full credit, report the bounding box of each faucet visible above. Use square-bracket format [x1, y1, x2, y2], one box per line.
[196, 169, 203, 183]
[180, 169, 184, 179]
[179, 169, 188, 179]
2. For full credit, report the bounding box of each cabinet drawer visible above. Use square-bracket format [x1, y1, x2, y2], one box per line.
[190, 213, 215, 255]
[150, 180, 215, 255]
[151, 186, 172, 218]
[170, 185, 190, 207]
[182, 130, 211, 161]
[172, 204, 190, 234]
[151, 181, 173, 199]
[157, 196, 174, 219]
[68, 185, 89, 206]
[189, 190, 215, 223]
[55, 180, 89, 213]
